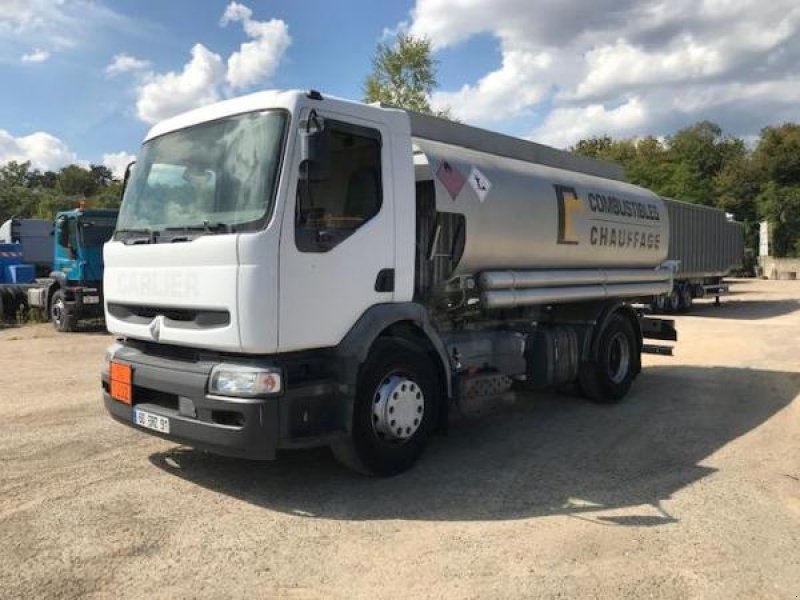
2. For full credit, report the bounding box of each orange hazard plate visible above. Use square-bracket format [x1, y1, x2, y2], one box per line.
[110, 362, 132, 405]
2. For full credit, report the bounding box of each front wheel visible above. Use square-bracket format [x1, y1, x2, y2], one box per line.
[579, 314, 639, 404]
[331, 337, 440, 476]
[50, 289, 75, 332]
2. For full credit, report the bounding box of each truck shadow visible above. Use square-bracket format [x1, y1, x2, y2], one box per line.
[680, 298, 799, 320]
[149, 365, 798, 525]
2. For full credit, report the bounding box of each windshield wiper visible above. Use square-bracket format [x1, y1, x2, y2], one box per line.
[163, 221, 232, 235]
[114, 228, 156, 244]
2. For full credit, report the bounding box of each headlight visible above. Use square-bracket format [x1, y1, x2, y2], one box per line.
[208, 364, 282, 397]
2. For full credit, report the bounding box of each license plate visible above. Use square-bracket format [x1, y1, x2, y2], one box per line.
[83, 296, 100, 304]
[133, 409, 170, 434]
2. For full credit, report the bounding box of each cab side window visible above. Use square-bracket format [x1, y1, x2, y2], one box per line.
[296, 122, 382, 252]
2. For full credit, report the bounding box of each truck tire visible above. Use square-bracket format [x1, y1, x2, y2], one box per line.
[679, 285, 693, 312]
[665, 286, 681, 313]
[50, 289, 75, 332]
[650, 294, 667, 314]
[331, 337, 440, 476]
[579, 314, 638, 404]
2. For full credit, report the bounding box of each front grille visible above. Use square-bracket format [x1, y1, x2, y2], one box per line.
[126, 340, 202, 362]
[108, 303, 230, 328]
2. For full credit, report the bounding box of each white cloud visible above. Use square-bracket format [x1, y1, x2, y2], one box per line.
[532, 98, 648, 148]
[135, 43, 226, 124]
[102, 152, 136, 178]
[407, 0, 800, 146]
[0, 0, 149, 56]
[431, 49, 551, 122]
[380, 20, 409, 43]
[0, 129, 78, 171]
[106, 53, 150, 77]
[0, 0, 64, 33]
[220, 2, 291, 90]
[133, 3, 290, 124]
[21, 48, 49, 63]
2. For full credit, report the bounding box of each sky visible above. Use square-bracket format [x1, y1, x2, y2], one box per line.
[0, 0, 799, 177]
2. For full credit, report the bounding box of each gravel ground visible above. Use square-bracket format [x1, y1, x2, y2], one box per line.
[1, 278, 798, 599]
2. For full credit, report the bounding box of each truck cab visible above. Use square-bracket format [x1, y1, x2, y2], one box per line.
[28, 207, 118, 331]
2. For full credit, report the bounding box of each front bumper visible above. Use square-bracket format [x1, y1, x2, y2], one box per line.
[102, 342, 348, 460]
[67, 285, 104, 318]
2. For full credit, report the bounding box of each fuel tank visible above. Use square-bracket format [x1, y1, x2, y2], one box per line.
[413, 138, 669, 277]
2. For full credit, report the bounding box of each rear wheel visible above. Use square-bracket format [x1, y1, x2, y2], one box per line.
[50, 289, 75, 332]
[679, 285, 693, 312]
[665, 286, 681, 313]
[331, 337, 440, 476]
[579, 314, 639, 404]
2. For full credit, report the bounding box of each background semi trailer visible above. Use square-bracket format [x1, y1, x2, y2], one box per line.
[0, 218, 52, 276]
[102, 90, 677, 476]
[0, 241, 35, 320]
[651, 198, 745, 312]
[0, 207, 118, 330]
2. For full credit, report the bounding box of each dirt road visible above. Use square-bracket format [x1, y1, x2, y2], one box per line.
[1, 279, 798, 599]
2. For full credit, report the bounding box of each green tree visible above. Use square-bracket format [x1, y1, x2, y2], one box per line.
[0, 160, 123, 224]
[757, 182, 800, 257]
[666, 121, 746, 205]
[0, 161, 46, 221]
[57, 164, 99, 197]
[571, 135, 615, 159]
[752, 124, 800, 186]
[363, 33, 450, 116]
[751, 125, 800, 256]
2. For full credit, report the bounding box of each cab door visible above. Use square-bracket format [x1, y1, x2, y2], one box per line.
[53, 216, 79, 281]
[278, 111, 395, 352]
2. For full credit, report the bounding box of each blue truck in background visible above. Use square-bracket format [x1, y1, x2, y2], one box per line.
[0, 207, 118, 331]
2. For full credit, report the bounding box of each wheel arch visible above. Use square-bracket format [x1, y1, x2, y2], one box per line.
[336, 303, 453, 400]
[46, 272, 66, 308]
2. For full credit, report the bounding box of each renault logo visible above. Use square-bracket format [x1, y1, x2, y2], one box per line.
[149, 315, 164, 341]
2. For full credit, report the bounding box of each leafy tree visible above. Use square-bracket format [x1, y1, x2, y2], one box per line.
[0, 161, 42, 220]
[26, 169, 59, 189]
[363, 33, 451, 117]
[0, 161, 123, 224]
[757, 182, 800, 257]
[665, 121, 746, 205]
[752, 124, 800, 186]
[571, 135, 615, 159]
[58, 164, 99, 197]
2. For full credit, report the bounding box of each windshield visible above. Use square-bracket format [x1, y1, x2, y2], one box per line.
[116, 110, 287, 237]
[79, 217, 116, 247]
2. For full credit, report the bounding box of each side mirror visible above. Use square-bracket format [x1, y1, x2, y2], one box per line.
[122, 160, 136, 198]
[55, 219, 69, 248]
[299, 117, 330, 182]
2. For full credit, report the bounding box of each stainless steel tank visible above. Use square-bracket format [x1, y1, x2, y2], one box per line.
[413, 138, 669, 278]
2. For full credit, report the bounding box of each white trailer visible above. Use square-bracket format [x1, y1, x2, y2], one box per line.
[102, 90, 676, 475]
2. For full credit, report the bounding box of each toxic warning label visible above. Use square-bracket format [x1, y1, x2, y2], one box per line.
[468, 166, 492, 202]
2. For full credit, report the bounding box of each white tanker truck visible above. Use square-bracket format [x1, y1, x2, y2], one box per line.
[102, 90, 677, 475]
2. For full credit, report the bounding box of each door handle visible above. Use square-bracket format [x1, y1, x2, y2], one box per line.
[374, 269, 395, 292]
